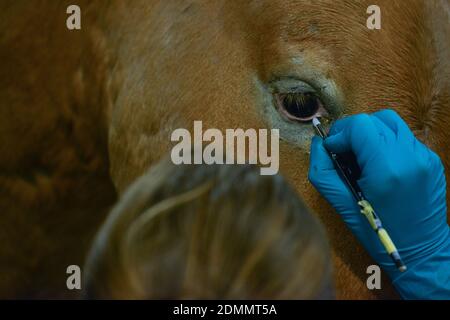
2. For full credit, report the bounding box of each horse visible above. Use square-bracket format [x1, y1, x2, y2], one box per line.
[0, 0, 448, 299]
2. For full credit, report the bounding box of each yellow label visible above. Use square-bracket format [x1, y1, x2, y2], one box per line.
[378, 228, 397, 254]
[358, 200, 377, 230]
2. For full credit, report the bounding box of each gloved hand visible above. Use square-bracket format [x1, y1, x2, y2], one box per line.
[309, 109, 450, 299]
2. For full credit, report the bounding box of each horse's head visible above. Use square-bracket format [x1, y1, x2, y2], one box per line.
[105, 0, 449, 298]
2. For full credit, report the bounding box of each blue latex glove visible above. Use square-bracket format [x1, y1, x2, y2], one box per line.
[309, 109, 450, 299]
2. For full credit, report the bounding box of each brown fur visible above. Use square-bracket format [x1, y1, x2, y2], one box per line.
[0, 0, 448, 298]
[0, 1, 117, 298]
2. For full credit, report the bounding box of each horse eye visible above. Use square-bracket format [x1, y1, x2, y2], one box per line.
[275, 92, 328, 122]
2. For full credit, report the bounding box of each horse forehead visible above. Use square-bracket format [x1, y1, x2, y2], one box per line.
[249, 1, 445, 88]
[239, 0, 439, 56]
[230, 0, 447, 134]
